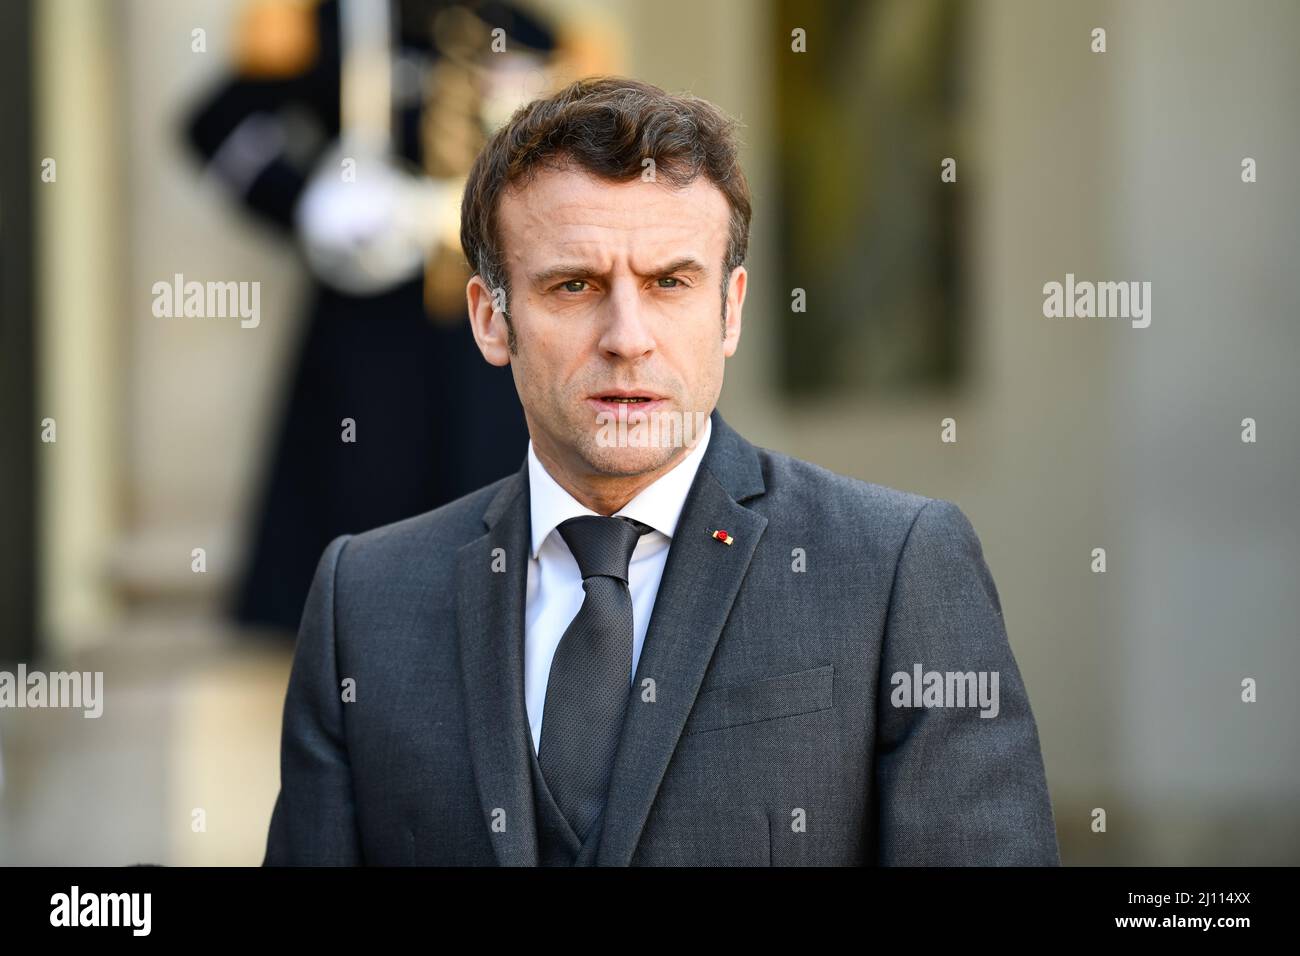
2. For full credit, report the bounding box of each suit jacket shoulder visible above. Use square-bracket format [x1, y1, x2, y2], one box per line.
[743, 440, 962, 588]
[331, 470, 517, 579]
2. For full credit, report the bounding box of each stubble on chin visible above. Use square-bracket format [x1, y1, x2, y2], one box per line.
[574, 430, 683, 479]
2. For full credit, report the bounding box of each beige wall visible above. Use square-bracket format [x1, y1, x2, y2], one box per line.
[36, 0, 127, 654]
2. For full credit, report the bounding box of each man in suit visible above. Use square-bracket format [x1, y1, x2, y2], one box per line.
[264, 76, 1059, 866]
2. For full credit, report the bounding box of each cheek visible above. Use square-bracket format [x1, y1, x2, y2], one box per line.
[517, 323, 588, 399]
[666, 334, 722, 392]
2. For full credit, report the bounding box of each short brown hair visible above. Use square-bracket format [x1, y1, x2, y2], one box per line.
[459, 75, 751, 344]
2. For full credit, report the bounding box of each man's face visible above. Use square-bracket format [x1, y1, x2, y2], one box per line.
[469, 165, 746, 481]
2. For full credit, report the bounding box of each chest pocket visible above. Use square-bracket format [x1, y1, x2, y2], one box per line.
[682, 664, 834, 736]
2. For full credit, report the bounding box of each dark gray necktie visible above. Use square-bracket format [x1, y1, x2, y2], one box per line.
[538, 514, 653, 841]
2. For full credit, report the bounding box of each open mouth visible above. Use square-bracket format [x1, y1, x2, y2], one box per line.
[588, 393, 667, 414]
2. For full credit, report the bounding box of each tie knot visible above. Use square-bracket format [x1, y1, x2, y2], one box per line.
[557, 515, 652, 583]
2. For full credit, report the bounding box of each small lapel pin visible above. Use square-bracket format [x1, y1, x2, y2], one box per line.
[709, 528, 734, 546]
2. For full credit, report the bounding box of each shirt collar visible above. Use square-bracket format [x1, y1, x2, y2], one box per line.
[527, 415, 713, 560]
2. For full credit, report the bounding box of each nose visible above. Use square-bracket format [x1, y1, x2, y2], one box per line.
[597, 278, 656, 359]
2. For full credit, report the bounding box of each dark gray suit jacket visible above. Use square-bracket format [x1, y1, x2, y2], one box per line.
[264, 408, 1059, 865]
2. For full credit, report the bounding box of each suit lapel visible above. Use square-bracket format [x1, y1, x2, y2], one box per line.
[455, 461, 539, 866]
[594, 408, 768, 866]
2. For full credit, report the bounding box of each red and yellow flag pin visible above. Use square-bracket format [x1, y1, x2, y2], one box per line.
[709, 528, 734, 546]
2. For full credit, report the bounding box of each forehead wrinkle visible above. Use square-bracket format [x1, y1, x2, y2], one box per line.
[500, 173, 729, 283]
[525, 220, 712, 273]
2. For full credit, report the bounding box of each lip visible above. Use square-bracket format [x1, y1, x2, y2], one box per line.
[588, 389, 666, 400]
[587, 394, 669, 417]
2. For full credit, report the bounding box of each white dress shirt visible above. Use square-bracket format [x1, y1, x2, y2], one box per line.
[524, 416, 713, 756]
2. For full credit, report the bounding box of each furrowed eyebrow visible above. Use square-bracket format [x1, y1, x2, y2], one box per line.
[529, 257, 708, 287]
[650, 257, 708, 279]
[529, 264, 602, 286]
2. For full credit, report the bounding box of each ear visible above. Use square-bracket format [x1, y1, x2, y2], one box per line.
[722, 265, 746, 358]
[466, 274, 512, 366]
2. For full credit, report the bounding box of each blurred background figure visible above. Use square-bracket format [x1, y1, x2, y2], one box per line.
[185, 0, 559, 634]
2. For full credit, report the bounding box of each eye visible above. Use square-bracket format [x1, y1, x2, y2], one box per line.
[657, 276, 683, 288]
[560, 279, 588, 293]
